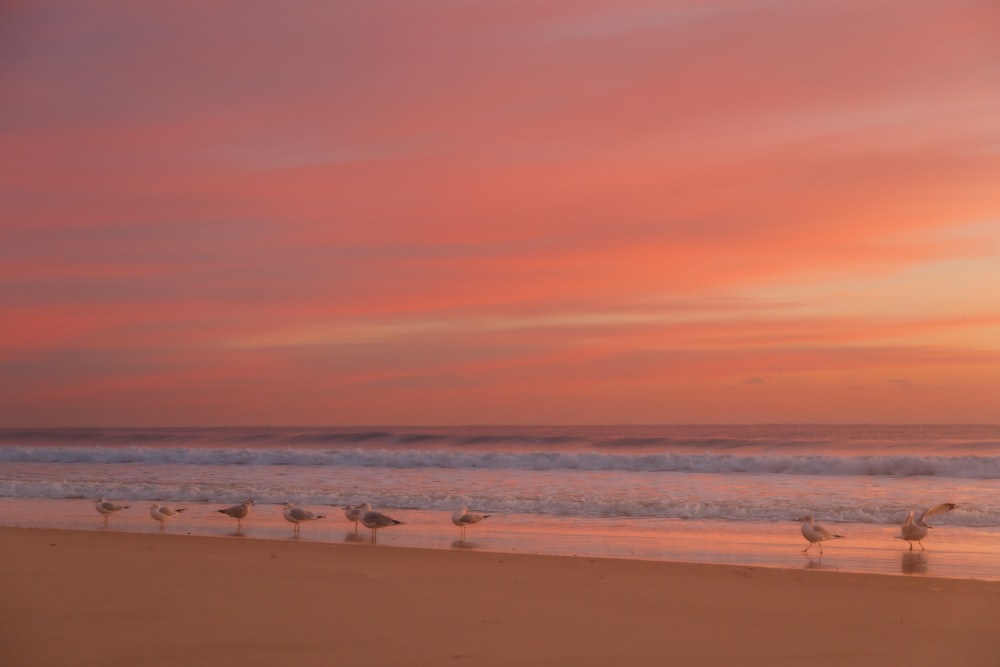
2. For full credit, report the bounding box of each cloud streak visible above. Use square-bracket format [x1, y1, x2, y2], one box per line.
[1, 0, 999, 424]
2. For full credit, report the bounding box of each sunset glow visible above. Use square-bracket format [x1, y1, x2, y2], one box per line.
[2, 1, 998, 424]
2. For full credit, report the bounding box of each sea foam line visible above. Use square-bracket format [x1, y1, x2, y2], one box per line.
[0, 445, 998, 479]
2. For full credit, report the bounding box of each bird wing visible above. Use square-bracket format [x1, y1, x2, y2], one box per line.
[290, 508, 313, 521]
[919, 503, 957, 525]
[367, 511, 401, 527]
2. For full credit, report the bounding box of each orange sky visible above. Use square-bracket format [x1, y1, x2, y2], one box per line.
[2, 0, 999, 425]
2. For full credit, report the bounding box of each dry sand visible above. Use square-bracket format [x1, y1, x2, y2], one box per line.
[2, 527, 998, 666]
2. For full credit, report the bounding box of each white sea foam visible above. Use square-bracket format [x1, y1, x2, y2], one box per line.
[0, 444, 997, 479]
[2, 426, 998, 528]
[0, 471, 996, 527]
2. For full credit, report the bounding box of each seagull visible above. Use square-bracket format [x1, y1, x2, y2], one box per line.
[897, 503, 958, 551]
[282, 502, 325, 537]
[357, 503, 403, 544]
[149, 503, 186, 532]
[217, 500, 254, 532]
[798, 514, 845, 554]
[344, 504, 363, 535]
[95, 498, 129, 527]
[451, 506, 490, 542]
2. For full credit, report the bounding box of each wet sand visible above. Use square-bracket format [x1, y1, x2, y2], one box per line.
[2, 527, 998, 666]
[2, 498, 998, 581]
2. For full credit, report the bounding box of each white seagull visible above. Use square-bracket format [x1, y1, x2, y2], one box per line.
[282, 502, 325, 537]
[95, 498, 130, 527]
[357, 503, 403, 544]
[217, 499, 254, 532]
[149, 503, 186, 532]
[451, 506, 490, 542]
[897, 503, 957, 551]
[344, 504, 363, 534]
[798, 514, 845, 554]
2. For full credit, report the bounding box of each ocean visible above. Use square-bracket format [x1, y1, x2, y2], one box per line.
[1, 424, 998, 580]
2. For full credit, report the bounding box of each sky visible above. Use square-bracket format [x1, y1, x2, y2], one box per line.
[1, 0, 999, 426]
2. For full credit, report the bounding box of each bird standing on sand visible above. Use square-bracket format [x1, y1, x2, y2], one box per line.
[798, 514, 845, 554]
[282, 502, 325, 537]
[897, 503, 957, 551]
[344, 504, 363, 535]
[149, 503, 186, 532]
[95, 498, 129, 527]
[451, 506, 490, 542]
[357, 502, 403, 544]
[217, 500, 254, 532]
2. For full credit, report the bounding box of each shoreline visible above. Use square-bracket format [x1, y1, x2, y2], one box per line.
[3, 526, 998, 666]
[1, 497, 997, 582]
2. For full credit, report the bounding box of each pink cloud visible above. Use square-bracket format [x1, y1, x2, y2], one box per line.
[2, 0, 999, 424]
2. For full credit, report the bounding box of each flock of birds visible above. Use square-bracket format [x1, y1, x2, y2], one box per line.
[798, 502, 958, 554]
[94, 498, 490, 543]
[97, 497, 960, 552]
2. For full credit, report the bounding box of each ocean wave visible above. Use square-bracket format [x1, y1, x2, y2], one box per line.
[1, 444, 998, 479]
[3, 426, 998, 457]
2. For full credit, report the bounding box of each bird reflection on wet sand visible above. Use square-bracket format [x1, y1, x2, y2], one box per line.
[901, 551, 928, 575]
[802, 554, 829, 571]
[451, 540, 480, 550]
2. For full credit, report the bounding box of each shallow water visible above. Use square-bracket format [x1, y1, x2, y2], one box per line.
[2, 498, 997, 581]
[1, 425, 997, 580]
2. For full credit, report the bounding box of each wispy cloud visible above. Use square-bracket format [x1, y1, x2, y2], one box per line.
[2, 0, 998, 424]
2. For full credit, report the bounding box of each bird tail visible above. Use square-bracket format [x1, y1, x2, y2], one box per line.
[832, 534, 845, 539]
[176, 509, 187, 513]
[392, 520, 404, 525]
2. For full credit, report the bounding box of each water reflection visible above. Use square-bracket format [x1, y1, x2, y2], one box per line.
[452, 540, 480, 550]
[801, 554, 829, 570]
[343, 532, 366, 544]
[901, 551, 928, 575]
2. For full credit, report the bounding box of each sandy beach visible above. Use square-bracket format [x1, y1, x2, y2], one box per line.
[2, 527, 998, 666]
